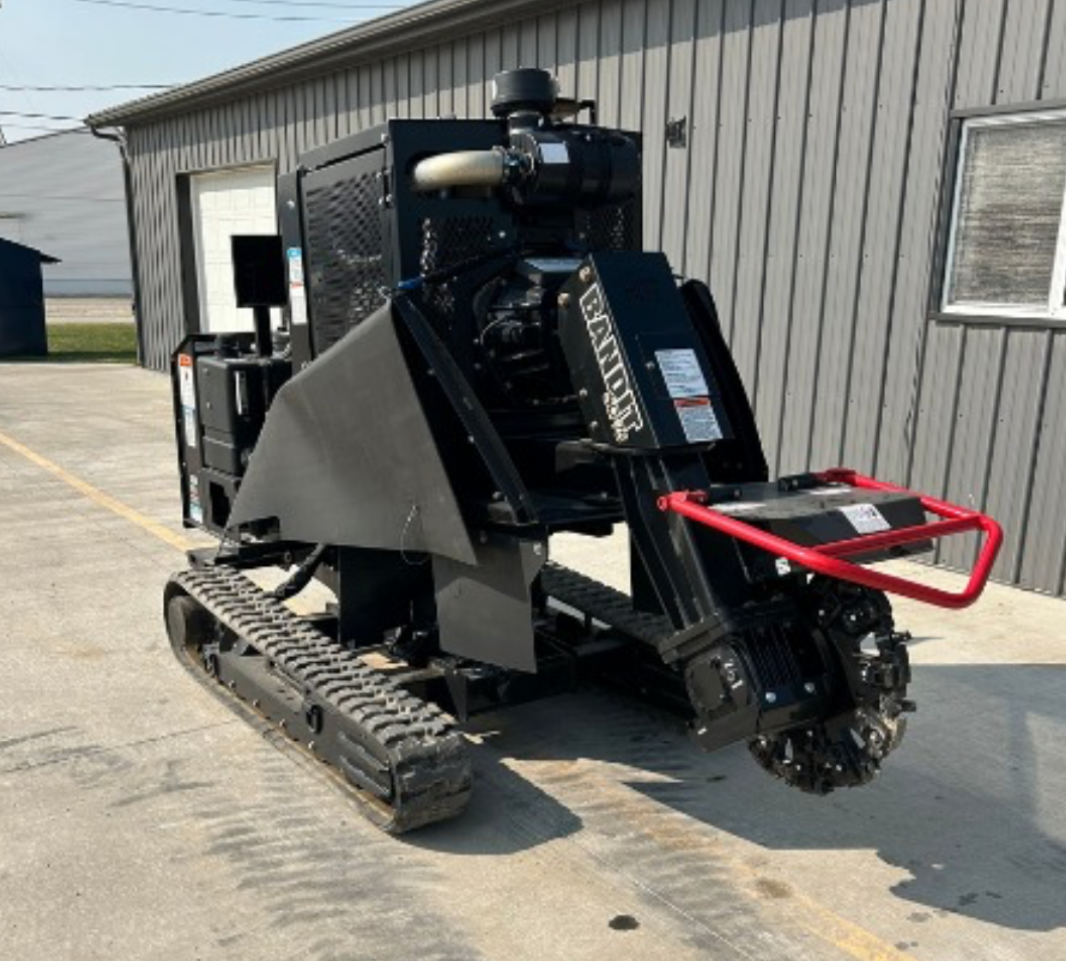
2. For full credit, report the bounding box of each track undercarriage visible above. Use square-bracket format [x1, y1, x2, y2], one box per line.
[165, 556, 916, 832]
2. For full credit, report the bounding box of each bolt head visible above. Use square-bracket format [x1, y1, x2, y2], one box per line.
[558, 292, 571, 307]
[579, 266, 594, 283]
[765, 692, 777, 704]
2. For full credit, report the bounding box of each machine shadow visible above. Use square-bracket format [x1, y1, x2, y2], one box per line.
[402, 740, 585, 857]
[458, 660, 1066, 932]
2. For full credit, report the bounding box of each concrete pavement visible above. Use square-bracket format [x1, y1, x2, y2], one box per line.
[1, 363, 1064, 961]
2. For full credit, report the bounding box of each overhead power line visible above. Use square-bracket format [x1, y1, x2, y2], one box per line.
[0, 190, 124, 203]
[0, 123, 88, 134]
[171, 0, 402, 8]
[65, 0, 389, 22]
[0, 83, 176, 92]
[0, 110, 84, 122]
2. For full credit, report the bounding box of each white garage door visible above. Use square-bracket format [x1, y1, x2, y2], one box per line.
[191, 166, 280, 334]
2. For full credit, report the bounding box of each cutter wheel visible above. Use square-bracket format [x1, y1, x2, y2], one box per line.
[164, 566, 472, 834]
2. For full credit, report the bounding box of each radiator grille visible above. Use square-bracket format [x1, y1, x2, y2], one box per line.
[305, 170, 386, 353]
[419, 215, 495, 321]
[576, 198, 640, 251]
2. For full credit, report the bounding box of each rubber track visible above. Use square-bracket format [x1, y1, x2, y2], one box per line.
[541, 562, 673, 645]
[171, 566, 472, 834]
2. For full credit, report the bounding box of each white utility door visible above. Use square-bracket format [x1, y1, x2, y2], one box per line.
[190, 166, 279, 334]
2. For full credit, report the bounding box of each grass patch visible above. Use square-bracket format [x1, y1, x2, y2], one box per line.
[3, 323, 139, 364]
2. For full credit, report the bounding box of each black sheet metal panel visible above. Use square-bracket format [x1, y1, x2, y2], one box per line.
[228, 301, 476, 565]
[432, 534, 544, 673]
[0, 238, 58, 358]
[558, 251, 734, 452]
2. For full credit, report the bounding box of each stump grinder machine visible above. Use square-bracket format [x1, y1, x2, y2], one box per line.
[165, 69, 1003, 832]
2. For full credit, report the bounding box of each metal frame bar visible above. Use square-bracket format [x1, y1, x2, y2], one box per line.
[658, 469, 1003, 611]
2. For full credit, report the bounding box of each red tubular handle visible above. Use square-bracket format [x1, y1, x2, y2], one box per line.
[657, 468, 1003, 610]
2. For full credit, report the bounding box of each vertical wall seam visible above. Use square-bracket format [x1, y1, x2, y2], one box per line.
[803, 0, 853, 469]
[1012, 329, 1055, 583]
[594, 0, 603, 108]
[638, 0, 651, 187]
[903, 0, 966, 487]
[870, 0, 928, 478]
[703, 0, 728, 278]
[836, 0, 889, 466]
[1036, 0, 1055, 95]
[655, 0, 676, 253]
[990, 0, 1011, 104]
[676, 0, 699, 275]
[723, 0, 757, 343]
[772, 0, 818, 478]
[933, 325, 967, 564]
[972, 331, 1010, 566]
[749, 0, 788, 415]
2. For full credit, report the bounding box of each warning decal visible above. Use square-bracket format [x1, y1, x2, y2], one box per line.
[656, 348, 710, 399]
[674, 397, 723, 443]
[178, 354, 196, 410]
[839, 503, 891, 534]
[178, 354, 198, 450]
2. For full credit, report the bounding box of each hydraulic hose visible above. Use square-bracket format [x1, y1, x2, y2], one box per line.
[271, 544, 329, 601]
[411, 149, 508, 191]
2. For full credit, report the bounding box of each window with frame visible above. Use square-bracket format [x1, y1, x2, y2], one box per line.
[942, 108, 1066, 321]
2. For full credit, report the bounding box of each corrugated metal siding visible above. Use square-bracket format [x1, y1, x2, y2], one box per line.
[0, 131, 132, 296]
[123, 0, 1066, 596]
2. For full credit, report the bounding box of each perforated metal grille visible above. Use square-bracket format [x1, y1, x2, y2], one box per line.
[576, 199, 640, 251]
[419, 216, 495, 275]
[305, 171, 386, 353]
[419, 215, 495, 320]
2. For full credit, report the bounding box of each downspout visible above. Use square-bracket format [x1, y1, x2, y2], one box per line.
[90, 125, 147, 368]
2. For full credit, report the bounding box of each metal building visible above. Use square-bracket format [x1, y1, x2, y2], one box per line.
[88, 0, 1066, 597]
[0, 130, 133, 297]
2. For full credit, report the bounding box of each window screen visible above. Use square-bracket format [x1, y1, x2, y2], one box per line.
[944, 112, 1066, 317]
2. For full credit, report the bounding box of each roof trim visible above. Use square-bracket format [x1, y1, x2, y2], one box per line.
[87, 0, 571, 127]
[0, 236, 61, 264]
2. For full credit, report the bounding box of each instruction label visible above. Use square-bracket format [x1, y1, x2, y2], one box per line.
[178, 354, 198, 450]
[674, 397, 723, 443]
[656, 348, 710, 399]
[178, 354, 196, 409]
[288, 247, 308, 327]
[839, 503, 891, 534]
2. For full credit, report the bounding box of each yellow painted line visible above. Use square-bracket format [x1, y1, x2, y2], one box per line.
[0, 428, 193, 552]
[791, 899, 921, 961]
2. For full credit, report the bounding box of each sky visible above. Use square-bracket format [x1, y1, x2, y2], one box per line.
[0, 0, 417, 143]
